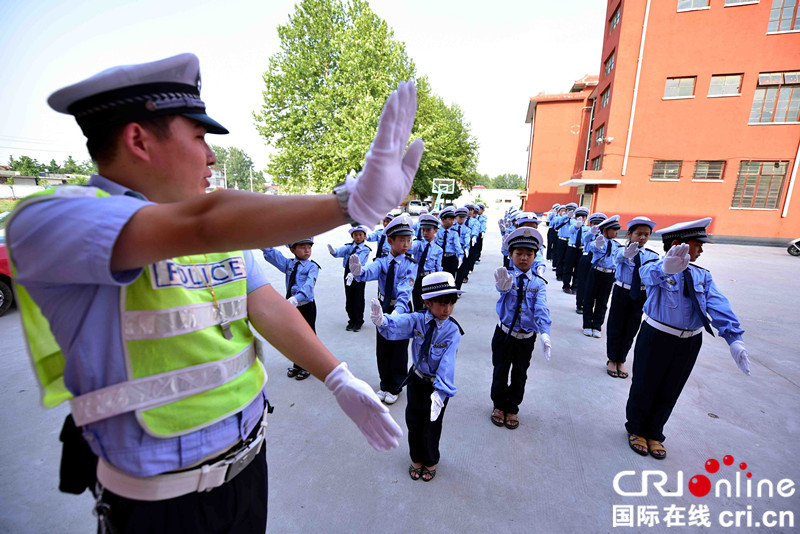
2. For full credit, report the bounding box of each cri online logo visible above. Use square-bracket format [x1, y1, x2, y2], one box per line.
[614, 454, 796, 498]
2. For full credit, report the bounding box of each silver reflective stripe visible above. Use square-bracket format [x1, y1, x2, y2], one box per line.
[70, 344, 256, 426]
[122, 296, 247, 340]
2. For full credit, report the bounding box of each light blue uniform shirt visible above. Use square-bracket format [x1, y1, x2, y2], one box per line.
[614, 246, 660, 286]
[640, 260, 744, 344]
[354, 253, 417, 314]
[454, 222, 470, 254]
[378, 310, 460, 398]
[586, 237, 623, 270]
[569, 224, 589, 247]
[557, 217, 575, 239]
[367, 228, 391, 257]
[581, 229, 597, 254]
[7, 174, 270, 477]
[409, 238, 443, 275]
[478, 214, 487, 234]
[495, 265, 551, 335]
[468, 217, 480, 240]
[331, 242, 371, 270]
[262, 249, 318, 305]
[435, 226, 464, 258]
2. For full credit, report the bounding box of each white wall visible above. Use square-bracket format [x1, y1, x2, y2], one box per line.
[0, 184, 44, 199]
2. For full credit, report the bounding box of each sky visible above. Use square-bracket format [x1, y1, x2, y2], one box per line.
[0, 0, 606, 180]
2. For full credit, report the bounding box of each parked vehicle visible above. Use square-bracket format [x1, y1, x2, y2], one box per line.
[407, 200, 423, 215]
[0, 211, 13, 316]
[788, 238, 800, 257]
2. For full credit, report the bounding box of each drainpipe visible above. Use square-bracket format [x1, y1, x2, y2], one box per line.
[622, 0, 652, 176]
[782, 135, 800, 218]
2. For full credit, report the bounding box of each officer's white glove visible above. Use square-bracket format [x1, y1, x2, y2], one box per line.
[370, 298, 385, 326]
[541, 333, 552, 361]
[327, 244, 336, 256]
[729, 341, 751, 376]
[494, 267, 513, 292]
[662, 243, 690, 275]
[430, 390, 445, 422]
[498, 220, 506, 232]
[325, 362, 403, 451]
[623, 242, 639, 259]
[348, 254, 362, 277]
[345, 273, 355, 286]
[471, 237, 477, 246]
[595, 234, 606, 248]
[390, 309, 400, 316]
[591, 225, 600, 235]
[344, 81, 424, 225]
[575, 218, 584, 228]
[536, 263, 546, 276]
[287, 296, 298, 307]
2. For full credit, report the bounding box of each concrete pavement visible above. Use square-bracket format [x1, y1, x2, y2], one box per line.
[0, 221, 798, 533]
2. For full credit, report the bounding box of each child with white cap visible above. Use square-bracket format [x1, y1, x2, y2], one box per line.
[625, 217, 750, 460]
[367, 213, 395, 260]
[561, 207, 590, 294]
[574, 212, 606, 314]
[435, 207, 463, 277]
[371, 271, 464, 482]
[582, 215, 622, 338]
[328, 225, 372, 331]
[409, 214, 444, 311]
[604, 217, 659, 379]
[491, 228, 552, 430]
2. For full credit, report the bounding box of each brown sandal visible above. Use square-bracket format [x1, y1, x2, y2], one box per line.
[408, 464, 423, 480]
[421, 466, 436, 482]
[504, 413, 519, 430]
[647, 439, 666, 460]
[628, 434, 648, 456]
[491, 409, 505, 427]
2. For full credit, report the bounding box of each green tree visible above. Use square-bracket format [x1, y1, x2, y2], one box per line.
[62, 155, 80, 174]
[492, 173, 525, 189]
[46, 159, 62, 173]
[472, 172, 493, 188]
[209, 144, 267, 193]
[78, 159, 97, 175]
[8, 155, 44, 177]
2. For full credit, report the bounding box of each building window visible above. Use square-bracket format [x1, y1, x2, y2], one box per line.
[664, 77, 697, 98]
[749, 71, 800, 123]
[693, 161, 726, 180]
[678, 0, 710, 9]
[725, 0, 759, 4]
[609, 5, 621, 33]
[651, 160, 682, 180]
[595, 124, 605, 146]
[731, 161, 788, 208]
[708, 74, 743, 96]
[600, 87, 611, 108]
[592, 156, 602, 170]
[768, 0, 800, 32]
[604, 51, 615, 77]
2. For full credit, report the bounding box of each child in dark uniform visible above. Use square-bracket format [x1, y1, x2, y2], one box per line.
[329, 225, 371, 331]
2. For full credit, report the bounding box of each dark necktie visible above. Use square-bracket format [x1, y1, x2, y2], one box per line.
[443, 228, 449, 253]
[382, 259, 396, 313]
[683, 267, 713, 335]
[604, 239, 612, 257]
[418, 242, 431, 272]
[630, 252, 643, 301]
[505, 275, 526, 342]
[419, 318, 436, 371]
[377, 233, 387, 258]
[286, 261, 299, 299]
[344, 243, 356, 275]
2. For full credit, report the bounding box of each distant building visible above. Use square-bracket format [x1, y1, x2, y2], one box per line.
[206, 166, 226, 191]
[524, 0, 800, 242]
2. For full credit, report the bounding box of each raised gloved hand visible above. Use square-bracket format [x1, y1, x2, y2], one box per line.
[348, 254, 362, 277]
[536, 263, 546, 276]
[662, 243, 690, 275]
[325, 362, 403, 451]
[494, 267, 513, 292]
[344, 81, 424, 225]
[623, 242, 639, 259]
[575, 218, 584, 228]
[595, 234, 606, 249]
[430, 390, 445, 422]
[541, 333, 552, 361]
[370, 298, 385, 326]
[327, 244, 336, 256]
[729, 340, 751, 376]
[287, 296, 298, 307]
[498, 220, 506, 232]
[591, 225, 600, 235]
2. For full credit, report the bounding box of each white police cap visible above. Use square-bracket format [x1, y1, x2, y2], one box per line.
[588, 212, 607, 224]
[439, 207, 456, 219]
[48, 53, 228, 137]
[504, 227, 543, 252]
[385, 214, 414, 237]
[288, 237, 314, 248]
[420, 271, 464, 300]
[657, 217, 713, 243]
[515, 212, 540, 225]
[627, 216, 657, 232]
[597, 215, 621, 231]
[348, 225, 370, 236]
[418, 214, 440, 229]
[454, 207, 469, 217]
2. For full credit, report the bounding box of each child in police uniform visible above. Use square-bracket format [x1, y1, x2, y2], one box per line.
[625, 217, 750, 460]
[409, 214, 444, 311]
[328, 225, 372, 332]
[435, 207, 463, 278]
[263, 238, 320, 380]
[367, 213, 394, 260]
[561, 207, 589, 294]
[371, 272, 464, 482]
[348, 215, 418, 404]
[604, 217, 659, 379]
[491, 228, 552, 430]
[574, 212, 606, 315]
[582, 215, 622, 338]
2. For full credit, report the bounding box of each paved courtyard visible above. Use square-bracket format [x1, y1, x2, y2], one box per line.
[1, 220, 798, 533]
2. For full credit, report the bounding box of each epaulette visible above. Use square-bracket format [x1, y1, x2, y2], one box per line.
[689, 263, 709, 272]
[448, 317, 465, 336]
[643, 258, 659, 265]
[363, 244, 372, 251]
[310, 260, 321, 269]
[405, 253, 417, 263]
[534, 272, 548, 284]
[645, 248, 659, 255]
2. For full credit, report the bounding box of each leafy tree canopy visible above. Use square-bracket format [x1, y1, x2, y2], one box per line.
[209, 145, 267, 193]
[7, 155, 95, 177]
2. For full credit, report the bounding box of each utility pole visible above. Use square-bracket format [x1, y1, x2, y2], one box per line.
[250, 166, 253, 192]
[223, 162, 228, 190]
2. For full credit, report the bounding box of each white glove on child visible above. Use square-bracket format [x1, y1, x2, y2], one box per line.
[327, 244, 336, 256]
[287, 296, 298, 307]
[536, 263, 546, 276]
[498, 220, 506, 232]
[430, 391, 445, 422]
[325, 362, 403, 451]
[594, 234, 606, 248]
[591, 225, 600, 235]
[494, 267, 513, 292]
[345, 273, 355, 286]
[348, 254, 362, 277]
[729, 341, 751, 376]
[344, 81, 425, 225]
[662, 243, 690, 275]
[623, 242, 639, 259]
[540, 333, 552, 361]
[370, 298, 385, 326]
[575, 218, 584, 228]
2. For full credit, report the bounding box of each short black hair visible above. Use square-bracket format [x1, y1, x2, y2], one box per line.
[86, 116, 175, 164]
[426, 293, 459, 305]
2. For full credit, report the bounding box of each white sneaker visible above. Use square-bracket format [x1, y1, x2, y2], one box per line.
[592, 329, 602, 338]
[383, 392, 399, 405]
[376, 390, 387, 401]
[583, 328, 593, 337]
